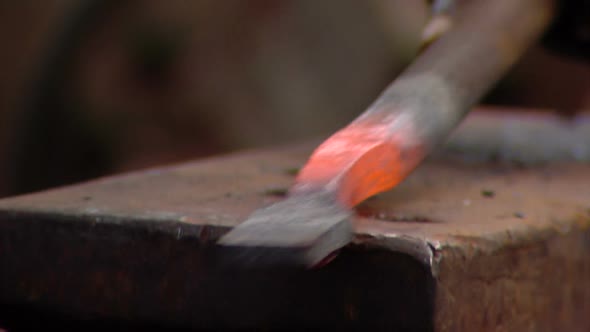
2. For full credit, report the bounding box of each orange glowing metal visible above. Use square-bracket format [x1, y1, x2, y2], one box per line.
[295, 116, 426, 207]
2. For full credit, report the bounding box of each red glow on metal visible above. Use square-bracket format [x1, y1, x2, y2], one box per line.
[296, 119, 424, 207]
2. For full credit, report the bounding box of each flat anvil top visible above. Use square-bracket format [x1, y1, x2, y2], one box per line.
[1, 129, 588, 262]
[0, 109, 589, 331]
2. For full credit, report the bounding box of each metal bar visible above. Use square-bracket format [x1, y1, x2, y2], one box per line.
[217, 0, 558, 267]
[295, 0, 557, 207]
[370, 0, 556, 146]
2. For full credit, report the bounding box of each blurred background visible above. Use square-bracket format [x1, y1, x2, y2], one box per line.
[0, 0, 588, 198]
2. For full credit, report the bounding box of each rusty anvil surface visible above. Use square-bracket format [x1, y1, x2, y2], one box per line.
[0, 108, 590, 331]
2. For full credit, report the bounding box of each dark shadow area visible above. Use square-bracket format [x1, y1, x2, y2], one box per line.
[0, 212, 435, 331]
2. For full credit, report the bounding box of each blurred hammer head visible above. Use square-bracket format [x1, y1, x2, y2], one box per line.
[216, 190, 353, 268]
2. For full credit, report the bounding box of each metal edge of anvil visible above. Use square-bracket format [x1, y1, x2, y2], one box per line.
[0, 206, 437, 271]
[351, 231, 435, 270]
[2, 203, 586, 281]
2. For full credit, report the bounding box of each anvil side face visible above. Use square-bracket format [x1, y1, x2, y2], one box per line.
[0, 110, 589, 331]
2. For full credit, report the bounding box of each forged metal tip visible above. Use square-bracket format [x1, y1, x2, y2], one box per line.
[216, 191, 353, 268]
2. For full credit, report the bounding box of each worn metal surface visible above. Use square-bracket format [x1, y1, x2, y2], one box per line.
[0, 109, 589, 330]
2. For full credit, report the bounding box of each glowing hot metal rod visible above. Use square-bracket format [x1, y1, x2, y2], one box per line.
[217, 0, 556, 267]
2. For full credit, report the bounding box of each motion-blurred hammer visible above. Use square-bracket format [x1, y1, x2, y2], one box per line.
[217, 0, 557, 267]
